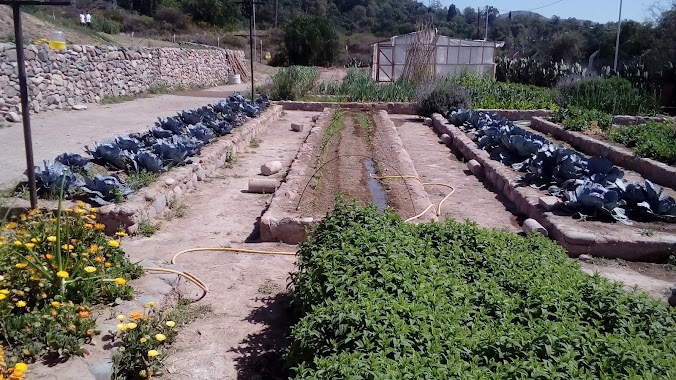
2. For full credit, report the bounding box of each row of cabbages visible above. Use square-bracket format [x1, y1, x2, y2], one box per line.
[29, 94, 270, 205]
[447, 109, 676, 224]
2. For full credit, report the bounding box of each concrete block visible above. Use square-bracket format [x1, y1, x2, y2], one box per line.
[291, 122, 304, 132]
[440, 133, 452, 145]
[248, 179, 278, 194]
[261, 161, 283, 176]
[523, 218, 548, 237]
[539, 196, 561, 211]
[466, 159, 482, 177]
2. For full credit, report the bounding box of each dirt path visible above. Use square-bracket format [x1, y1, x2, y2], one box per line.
[121, 110, 317, 380]
[0, 80, 267, 189]
[392, 115, 522, 232]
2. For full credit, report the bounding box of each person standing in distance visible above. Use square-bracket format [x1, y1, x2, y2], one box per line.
[85, 11, 92, 28]
[79, 12, 85, 27]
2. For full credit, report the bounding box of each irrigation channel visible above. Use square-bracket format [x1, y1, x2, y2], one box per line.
[296, 110, 410, 217]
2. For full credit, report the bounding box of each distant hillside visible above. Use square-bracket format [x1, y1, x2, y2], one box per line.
[498, 11, 547, 21]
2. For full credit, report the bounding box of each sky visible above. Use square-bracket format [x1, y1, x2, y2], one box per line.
[438, 0, 668, 23]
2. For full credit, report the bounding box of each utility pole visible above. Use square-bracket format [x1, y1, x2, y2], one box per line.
[275, 0, 278, 28]
[484, 5, 489, 40]
[613, 0, 623, 72]
[0, 0, 70, 209]
[477, 7, 480, 40]
[253, 1, 256, 62]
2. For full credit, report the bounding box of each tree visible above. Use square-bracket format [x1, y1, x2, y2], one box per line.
[181, 0, 239, 27]
[284, 15, 340, 66]
[446, 4, 457, 21]
[549, 31, 585, 62]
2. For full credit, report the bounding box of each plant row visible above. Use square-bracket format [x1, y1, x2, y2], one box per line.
[30, 94, 270, 206]
[287, 201, 676, 379]
[446, 109, 676, 223]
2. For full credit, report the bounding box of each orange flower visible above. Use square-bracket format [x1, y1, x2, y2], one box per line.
[79, 310, 90, 319]
[84, 223, 94, 229]
[89, 244, 99, 253]
[45, 254, 54, 260]
[51, 308, 58, 316]
[105, 262, 112, 268]
[94, 256, 104, 263]
[130, 312, 143, 320]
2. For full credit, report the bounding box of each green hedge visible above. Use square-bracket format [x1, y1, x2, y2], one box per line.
[288, 201, 676, 379]
[609, 121, 676, 164]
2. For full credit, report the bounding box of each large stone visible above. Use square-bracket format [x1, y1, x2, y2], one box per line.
[261, 161, 283, 176]
[6, 111, 20, 122]
[89, 359, 113, 380]
[3, 85, 17, 97]
[72, 104, 87, 110]
[3, 49, 16, 61]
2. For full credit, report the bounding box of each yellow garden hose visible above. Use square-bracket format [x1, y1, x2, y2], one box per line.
[370, 175, 456, 222]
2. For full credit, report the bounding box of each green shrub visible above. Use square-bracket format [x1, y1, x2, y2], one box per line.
[556, 77, 659, 116]
[608, 121, 676, 164]
[455, 73, 557, 110]
[288, 201, 676, 379]
[284, 15, 340, 67]
[268, 66, 319, 101]
[153, 8, 188, 31]
[318, 69, 416, 102]
[553, 107, 612, 132]
[92, 14, 121, 35]
[414, 78, 472, 116]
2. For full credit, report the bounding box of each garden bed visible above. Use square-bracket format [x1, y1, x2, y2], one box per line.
[431, 114, 676, 261]
[260, 108, 432, 244]
[2, 105, 283, 234]
[530, 117, 676, 189]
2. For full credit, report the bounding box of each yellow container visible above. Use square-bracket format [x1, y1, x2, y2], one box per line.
[48, 30, 66, 51]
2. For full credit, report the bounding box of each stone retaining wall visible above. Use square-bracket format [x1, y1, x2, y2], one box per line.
[0, 43, 245, 115]
[530, 117, 676, 190]
[431, 113, 676, 261]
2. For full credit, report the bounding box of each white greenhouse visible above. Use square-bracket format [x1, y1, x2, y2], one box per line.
[371, 32, 504, 82]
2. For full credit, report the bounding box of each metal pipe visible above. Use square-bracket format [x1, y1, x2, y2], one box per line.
[249, 0, 255, 99]
[613, 0, 622, 72]
[12, 4, 38, 208]
[484, 5, 489, 40]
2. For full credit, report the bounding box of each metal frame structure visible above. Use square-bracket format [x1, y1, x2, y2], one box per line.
[0, 0, 71, 208]
[372, 32, 503, 82]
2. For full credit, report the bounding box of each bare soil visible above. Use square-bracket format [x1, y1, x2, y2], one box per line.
[297, 112, 375, 216]
[120, 111, 319, 380]
[392, 115, 522, 232]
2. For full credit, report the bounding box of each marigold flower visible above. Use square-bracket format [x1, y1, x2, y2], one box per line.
[94, 256, 104, 263]
[84, 266, 97, 274]
[86, 329, 95, 336]
[51, 308, 58, 316]
[117, 315, 126, 321]
[148, 301, 156, 308]
[79, 310, 90, 318]
[89, 244, 100, 253]
[76, 201, 86, 208]
[166, 321, 176, 328]
[0, 241, 4, 246]
[0, 294, 6, 301]
[90, 208, 97, 213]
[24, 243, 35, 250]
[107, 240, 120, 248]
[139, 370, 147, 377]
[5, 222, 18, 229]
[15, 362, 28, 372]
[56, 270, 70, 279]
[30, 275, 41, 281]
[115, 278, 127, 285]
[88, 214, 97, 220]
[105, 262, 112, 268]
[117, 323, 127, 332]
[30, 238, 40, 243]
[15, 263, 27, 269]
[65, 208, 73, 213]
[45, 254, 54, 260]
[115, 231, 128, 237]
[47, 236, 57, 242]
[16, 300, 27, 307]
[61, 244, 74, 251]
[74, 209, 86, 215]
[147, 349, 159, 358]
[95, 223, 106, 230]
[139, 337, 147, 343]
[51, 301, 60, 307]
[130, 312, 143, 319]
[14, 240, 23, 246]
[126, 323, 137, 330]
[84, 223, 94, 229]
[0, 289, 9, 294]
[154, 333, 166, 342]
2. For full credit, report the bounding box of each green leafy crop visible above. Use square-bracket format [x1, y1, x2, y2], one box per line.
[287, 201, 676, 379]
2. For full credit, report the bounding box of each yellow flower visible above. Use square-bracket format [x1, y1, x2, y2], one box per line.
[88, 215, 97, 220]
[61, 244, 74, 251]
[95, 223, 106, 230]
[65, 208, 73, 212]
[0, 289, 8, 294]
[89, 244, 99, 253]
[15, 263, 28, 269]
[75, 209, 86, 215]
[5, 221, 18, 229]
[0, 294, 6, 301]
[76, 201, 86, 208]
[126, 323, 137, 330]
[148, 301, 156, 308]
[90, 208, 97, 213]
[30, 237, 40, 243]
[166, 321, 176, 328]
[84, 223, 94, 229]
[154, 333, 166, 342]
[115, 278, 127, 286]
[47, 235, 57, 242]
[0, 241, 4, 246]
[30, 275, 41, 281]
[139, 337, 147, 343]
[24, 243, 35, 250]
[51, 301, 60, 307]
[105, 262, 112, 268]
[139, 370, 147, 377]
[16, 300, 27, 307]
[56, 270, 69, 279]
[84, 266, 97, 274]
[14, 362, 28, 372]
[130, 312, 143, 319]
[117, 315, 126, 321]
[147, 349, 159, 358]
[107, 240, 120, 248]
[14, 240, 23, 246]
[115, 231, 128, 237]
[116, 323, 127, 332]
